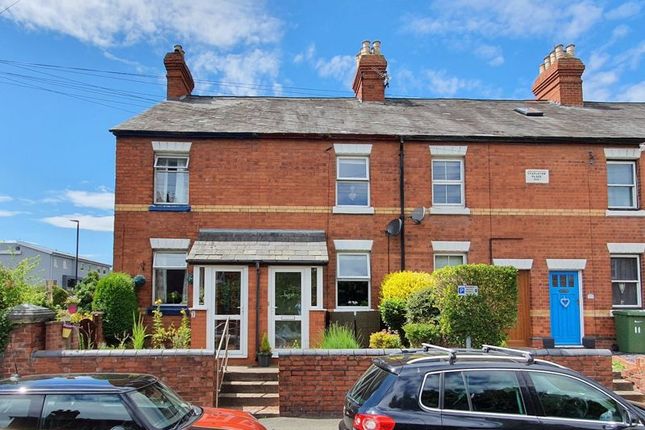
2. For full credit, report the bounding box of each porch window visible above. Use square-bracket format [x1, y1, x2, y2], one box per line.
[153, 252, 187, 305]
[337, 253, 370, 308]
[611, 256, 642, 307]
[154, 156, 189, 204]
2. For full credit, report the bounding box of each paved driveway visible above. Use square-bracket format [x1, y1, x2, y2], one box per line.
[259, 417, 339, 430]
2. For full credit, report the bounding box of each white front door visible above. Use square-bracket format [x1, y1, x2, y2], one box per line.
[206, 266, 248, 357]
[268, 267, 309, 351]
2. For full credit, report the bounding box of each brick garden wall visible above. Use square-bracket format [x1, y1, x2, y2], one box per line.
[278, 348, 613, 417]
[1, 321, 217, 407]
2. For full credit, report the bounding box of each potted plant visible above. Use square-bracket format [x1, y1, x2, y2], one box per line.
[65, 295, 80, 314]
[257, 332, 272, 367]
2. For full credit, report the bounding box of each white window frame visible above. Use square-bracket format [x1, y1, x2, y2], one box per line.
[336, 252, 371, 310]
[431, 158, 465, 207]
[152, 251, 188, 305]
[153, 154, 190, 205]
[433, 253, 466, 270]
[192, 265, 207, 310]
[336, 156, 370, 207]
[310, 266, 324, 310]
[607, 161, 638, 210]
[610, 254, 642, 308]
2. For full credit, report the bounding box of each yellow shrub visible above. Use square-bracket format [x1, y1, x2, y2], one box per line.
[380, 271, 433, 301]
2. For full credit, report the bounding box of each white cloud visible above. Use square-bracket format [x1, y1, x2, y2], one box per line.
[315, 55, 355, 84]
[474, 44, 504, 67]
[584, 70, 620, 101]
[606, 1, 642, 20]
[404, 1, 603, 40]
[64, 190, 115, 210]
[423, 69, 483, 97]
[41, 214, 114, 232]
[0, 210, 21, 217]
[0, 195, 12, 203]
[4, 0, 281, 49]
[294, 44, 316, 64]
[617, 81, 645, 101]
[192, 49, 280, 96]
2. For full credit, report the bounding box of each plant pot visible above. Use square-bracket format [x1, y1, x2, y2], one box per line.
[257, 353, 271, 367]
[62, 324, 73, 339]
[67, 304, 78, 314]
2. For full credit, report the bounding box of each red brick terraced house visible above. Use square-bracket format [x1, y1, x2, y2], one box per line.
[111, 41, 645, 363]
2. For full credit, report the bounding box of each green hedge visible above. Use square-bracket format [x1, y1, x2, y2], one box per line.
[92, 273, 138, 343]
[403, 322, 440, 347]
[380, 271, 433, 301]
[406, 287, 439, 323]
[379, 297, 406, 333]
[433, 264, 518, 347]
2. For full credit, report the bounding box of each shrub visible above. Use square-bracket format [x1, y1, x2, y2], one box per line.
[170, 309, 191, 348]
[51, 286, 69, 308]
[380, 271, 432, 301]
[369, 330, 401, 348]
[432, 264, 518, 348]
[318, 323, 360, 349]
[259, 332, 272, 354]
[379, 297, 407, 333]
[131, 313, 148, 349]
[0, 312, 10, 353]
[74, 271, 99, 312]
[92, 273, 138, 344]
[406, 287, 439, 323]
[403, 322, 440, 347]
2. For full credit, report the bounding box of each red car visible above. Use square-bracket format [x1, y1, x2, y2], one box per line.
[0, 373, 267, 430]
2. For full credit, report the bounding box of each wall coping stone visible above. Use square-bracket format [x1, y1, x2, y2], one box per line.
[7, 304, 55, 324]
[33, 349, 215, 358]
[278, 348, 611, 358]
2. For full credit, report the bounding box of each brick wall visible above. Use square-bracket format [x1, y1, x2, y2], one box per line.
[114, 135, 645, 353]
[1, 321, 217, 407]
[278, 348, 613, 417]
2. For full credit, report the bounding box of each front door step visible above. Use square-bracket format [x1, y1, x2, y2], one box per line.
[218, 366, 280, 417]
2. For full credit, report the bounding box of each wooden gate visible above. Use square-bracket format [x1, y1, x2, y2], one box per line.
[507, 270, 531, 347]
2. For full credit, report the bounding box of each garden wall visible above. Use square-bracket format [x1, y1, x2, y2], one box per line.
[0, 320, 217, 406]
[279, 348, 613, 417]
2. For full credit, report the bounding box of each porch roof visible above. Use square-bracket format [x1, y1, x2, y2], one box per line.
[186, 229, 328, 264]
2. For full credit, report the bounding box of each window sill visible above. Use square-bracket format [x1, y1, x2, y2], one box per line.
[429, 206, 471, 215]
[334, 307, 373, 311]
[332, 206, 375, 215]
[606, 210, 645, 217]
[146, 305, 189, 315]
[149, 204, 191, 212]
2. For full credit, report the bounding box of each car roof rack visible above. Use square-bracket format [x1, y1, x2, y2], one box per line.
[420, 343, 457, 364]
[481, 344, 534, 364]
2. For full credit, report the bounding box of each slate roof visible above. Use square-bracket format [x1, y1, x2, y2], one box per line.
[111, 97, 645, 141]
[187, 229, 328, 264]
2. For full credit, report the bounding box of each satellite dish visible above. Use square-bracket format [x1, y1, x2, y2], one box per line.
[385, 218, 402, 236]
[410, 207, 426, 224]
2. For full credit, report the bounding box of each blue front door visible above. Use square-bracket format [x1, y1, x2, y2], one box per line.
[549, 271, 581, 345]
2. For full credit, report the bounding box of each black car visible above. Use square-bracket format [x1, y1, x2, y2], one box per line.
[341, 344, 645, 430]
[0, 373, 266, 430]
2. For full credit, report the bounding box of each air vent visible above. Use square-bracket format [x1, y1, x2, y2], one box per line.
[514, 107, 544, 116]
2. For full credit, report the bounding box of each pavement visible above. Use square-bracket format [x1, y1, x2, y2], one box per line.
[259, 417, 339, 430]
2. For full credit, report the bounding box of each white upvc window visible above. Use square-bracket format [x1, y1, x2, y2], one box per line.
[607, 161, 638, 209]
[153, 251, 187, 305]
[154, 155, 189, 204]
[432, 159, 464, 206]
[611, 255, 642, 308]
[336, 253, 370, 309]
[192, 266, 206, 309]
[434, 254, 466, 270]
[310, 266, 323, 309]
[336, 157, 370, 207]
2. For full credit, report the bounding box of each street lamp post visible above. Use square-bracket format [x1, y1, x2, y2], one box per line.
[70, 219, 79, 288]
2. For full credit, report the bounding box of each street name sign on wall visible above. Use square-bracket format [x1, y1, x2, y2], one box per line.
[458, 285, 479, 296]
[525, 169, 549, 184]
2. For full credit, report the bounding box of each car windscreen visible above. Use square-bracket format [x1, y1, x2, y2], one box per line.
[347, 364, 392, 406]
[126, 381, 192, 430]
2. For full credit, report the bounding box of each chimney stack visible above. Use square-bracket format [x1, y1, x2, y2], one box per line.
[532, 44, 585, 107]
[164, 44, 194, 100]
[352, 40, 388, 102]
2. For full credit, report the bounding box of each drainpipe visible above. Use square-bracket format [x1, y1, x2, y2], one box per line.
[399, 137, 406, 270]
[255, 261, 260, 362]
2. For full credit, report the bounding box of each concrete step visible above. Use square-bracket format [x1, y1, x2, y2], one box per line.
[613, 379, 635, 392]
[225, 366, 279, 382]
[218, 392, 280, 407]
[228, 405, 280, 419]
[616, 390, 645, 403]
[221, 380, 279, 393]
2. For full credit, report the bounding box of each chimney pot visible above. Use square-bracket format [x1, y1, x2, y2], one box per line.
[565, 44, 576, 57]
[555, 44, 565, 59]
[549, 51, 557, 64]
[173, 44, 184, 55]
[360, 40, 371, 56]
[539, 64, 545, 74]
[372, 40, 382, 55]
[544, 56, 551, 68]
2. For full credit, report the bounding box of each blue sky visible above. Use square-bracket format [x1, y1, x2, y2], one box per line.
[1, 0, 644, 266]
